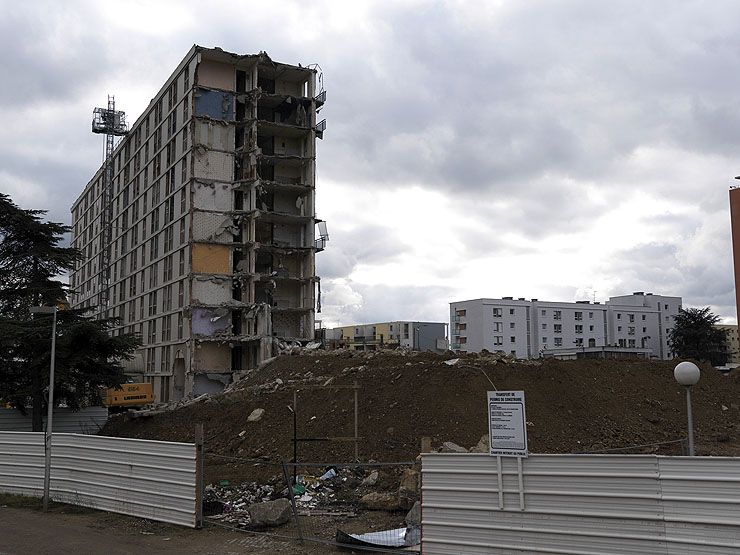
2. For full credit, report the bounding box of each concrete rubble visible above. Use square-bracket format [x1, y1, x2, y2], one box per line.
[202, 465, 419, 530]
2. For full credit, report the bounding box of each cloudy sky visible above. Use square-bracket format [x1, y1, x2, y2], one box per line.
[2, 0, 739, 326]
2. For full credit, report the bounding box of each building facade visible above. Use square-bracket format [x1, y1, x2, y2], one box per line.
[450, 292, 681, 360]
[716, 324, 740, 364]
[70, 46, 326, 401]
[323, 321, 447, 352]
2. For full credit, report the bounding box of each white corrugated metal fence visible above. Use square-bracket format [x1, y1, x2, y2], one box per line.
[0, 407, 108, 433]
[0, 431, 199, 527]
[422, 453, 740, 554]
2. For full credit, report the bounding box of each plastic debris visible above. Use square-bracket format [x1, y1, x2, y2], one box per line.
[320, 468, 337, 481]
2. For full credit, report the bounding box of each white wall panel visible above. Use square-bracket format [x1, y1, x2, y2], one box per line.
[0, 432, 198, 527]
[422, 453, 740, 554]
[193, 149, 234, 181]
[193, 181, 233, 211]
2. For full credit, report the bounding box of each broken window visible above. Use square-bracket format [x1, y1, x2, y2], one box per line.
[258, 76, 275, 94]
[236, 70, 247, 93]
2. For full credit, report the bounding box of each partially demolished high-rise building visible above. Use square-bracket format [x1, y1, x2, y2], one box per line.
[70, 46, 327, 401]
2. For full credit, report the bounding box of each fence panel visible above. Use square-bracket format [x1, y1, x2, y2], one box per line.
[0, 407, 109, 434]
[0, 431, 198, 527]
[422, 453, 740, 555]
[0, 432, 45, 496]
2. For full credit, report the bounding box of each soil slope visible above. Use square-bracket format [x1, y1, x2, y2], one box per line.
[102, 351, 740, 483]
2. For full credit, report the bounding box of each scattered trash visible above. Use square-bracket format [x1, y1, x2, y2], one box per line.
[219, 479, 230, 487]
[336, 526, 421, 548]
[320, 468, 337, 481]
[444, 358, 460, 366]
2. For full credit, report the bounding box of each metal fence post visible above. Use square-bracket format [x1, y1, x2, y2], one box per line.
[353, 381, 359, 461]
[282, 461, 304, 543]
[195, 423, 204, 528]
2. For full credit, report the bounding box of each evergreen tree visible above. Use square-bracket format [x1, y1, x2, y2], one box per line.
[0, 194, 140, 430]
[668, 307, 728, 366]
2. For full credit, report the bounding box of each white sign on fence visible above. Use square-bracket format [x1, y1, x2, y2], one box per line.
[488, 390, 528, 457]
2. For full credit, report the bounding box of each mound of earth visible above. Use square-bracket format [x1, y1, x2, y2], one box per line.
[101, 351, 740, 484]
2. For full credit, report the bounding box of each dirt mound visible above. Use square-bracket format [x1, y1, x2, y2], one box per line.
[101, 351, 740, 483]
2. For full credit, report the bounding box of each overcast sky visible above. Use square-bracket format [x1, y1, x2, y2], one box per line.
[2, 0, 739, 326]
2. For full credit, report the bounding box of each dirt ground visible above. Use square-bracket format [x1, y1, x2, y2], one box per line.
[0, 503, 333, 555]
[102, 350, 740, 486]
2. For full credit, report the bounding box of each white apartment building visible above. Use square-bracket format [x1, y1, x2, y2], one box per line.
[450, 292, 681, 360]
[70, 46, 326, 401]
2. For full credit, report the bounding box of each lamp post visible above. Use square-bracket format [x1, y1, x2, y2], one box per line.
[674, 361, 700, 456]
[29, 305, 58, 511]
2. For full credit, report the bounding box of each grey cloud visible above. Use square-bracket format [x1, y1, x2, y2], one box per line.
[321, 280, 452, 325]
[0, 4, 110, 107]
[316, 223, 412, 279]
[3, 0, 740, 325]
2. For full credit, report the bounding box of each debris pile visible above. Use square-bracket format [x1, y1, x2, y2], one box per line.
[103, 351, 740, 487]
[202, 465, 418, 531]
[204, 479, 280, 527]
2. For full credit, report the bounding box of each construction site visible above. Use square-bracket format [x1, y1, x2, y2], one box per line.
[87, 347, 740, 550]
[4, 42, 740, 554]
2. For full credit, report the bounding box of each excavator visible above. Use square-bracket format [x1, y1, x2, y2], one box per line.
[102, 383, 154, 411]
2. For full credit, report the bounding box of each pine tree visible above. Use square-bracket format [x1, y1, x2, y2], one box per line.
[667, 307, 728, 366]
[0, 193, 140, 431]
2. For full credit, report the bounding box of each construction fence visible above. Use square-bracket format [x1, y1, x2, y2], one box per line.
[0, 431, 201, 528]
[204, 454, 422, 552]
[0, 407, 109, 434]
[421, 452, 740, 554]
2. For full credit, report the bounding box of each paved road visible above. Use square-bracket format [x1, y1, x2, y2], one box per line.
[0, 506, 328, 554]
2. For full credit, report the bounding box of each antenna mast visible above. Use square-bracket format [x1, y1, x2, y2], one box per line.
[92, 96, 128, 313]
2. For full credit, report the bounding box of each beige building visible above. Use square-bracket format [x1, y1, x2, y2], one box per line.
[716, 324, 740, 364]
[70, 46, 326, 401]
[323, 321, 447, 352]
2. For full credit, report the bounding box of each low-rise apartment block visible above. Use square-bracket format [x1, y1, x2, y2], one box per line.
[323, 321, 447, 352]
[450, 292, 681, 360]
[716, 324, 740, 364]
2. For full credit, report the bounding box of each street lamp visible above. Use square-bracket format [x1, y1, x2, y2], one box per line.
[29, 305, 58, 511]
[674, 361, 700, 456]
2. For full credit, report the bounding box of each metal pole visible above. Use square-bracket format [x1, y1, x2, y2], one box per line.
[43, 307, 57, 512]
[194, 424, 204, 528]
[686, 386, 695, 456]
[292, 390, 298, 486]
[353, 381, 359, 461]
